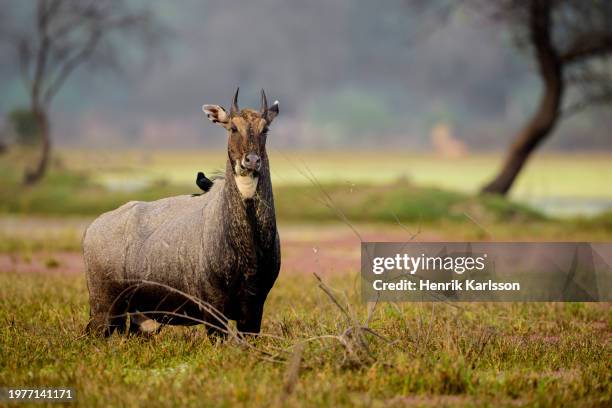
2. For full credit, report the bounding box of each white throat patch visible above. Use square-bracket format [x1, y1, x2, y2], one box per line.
[234, 174, 258, 199]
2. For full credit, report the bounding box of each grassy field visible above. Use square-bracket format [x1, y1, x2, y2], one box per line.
[3, 149, 611, 218]
[1, 149, 611, 407]
[0, 150, 549, 223]
[0, 170, 544, 220]
[1, 271, 610, 407]
[49, 149, 612, 199]
[3, 150, 612, 224]
[0, 215, 611, 407]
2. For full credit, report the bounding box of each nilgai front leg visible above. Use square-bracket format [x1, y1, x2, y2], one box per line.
[236, 296, 265, 335]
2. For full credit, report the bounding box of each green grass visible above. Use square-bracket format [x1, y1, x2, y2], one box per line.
[3, 167, 612, 254]
[1, 150, 611, 406]
[275, 181, 544, 224]
[52, 149, 612, 199]
[0, 157, 548, 224]
[0, 166, 186, 216]
[3, 149, 612, 219]
[0, 271, 610, 407]
[0, 160, 545, 221]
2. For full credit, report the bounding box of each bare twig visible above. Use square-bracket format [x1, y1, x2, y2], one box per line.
[463, 211, 493, 239]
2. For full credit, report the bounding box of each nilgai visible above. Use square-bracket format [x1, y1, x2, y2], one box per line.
[83, 88, 280, 336]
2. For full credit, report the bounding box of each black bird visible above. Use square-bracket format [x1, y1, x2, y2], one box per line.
[196, 171, 213, 192]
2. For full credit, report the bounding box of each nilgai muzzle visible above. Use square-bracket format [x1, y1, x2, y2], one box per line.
[83, 88, 280, 336]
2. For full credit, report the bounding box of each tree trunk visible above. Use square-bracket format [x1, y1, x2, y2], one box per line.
[23, 108, 51, 185]
[481, 0, 563, 195]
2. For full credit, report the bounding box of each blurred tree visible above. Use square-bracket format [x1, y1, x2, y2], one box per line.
[8, 108, 42, 146]
[408, 0, 612, 195]
[477, 0, 612, 195]
[2, 0, 166, 184]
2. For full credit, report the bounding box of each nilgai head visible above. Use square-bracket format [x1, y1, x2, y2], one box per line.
[203, 88, 279, 199]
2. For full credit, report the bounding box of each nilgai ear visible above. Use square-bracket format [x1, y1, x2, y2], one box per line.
[202, 105, 231, 128]
[266, 101, 279, 124]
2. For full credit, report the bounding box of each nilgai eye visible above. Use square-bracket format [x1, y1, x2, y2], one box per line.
[231, 125, 238, 132]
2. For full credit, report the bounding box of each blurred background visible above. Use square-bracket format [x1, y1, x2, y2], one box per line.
[0, 0, 611, 231]
[2, 3, 611, 403]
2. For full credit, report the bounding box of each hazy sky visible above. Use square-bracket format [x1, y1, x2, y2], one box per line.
[0, 0, 610, 150]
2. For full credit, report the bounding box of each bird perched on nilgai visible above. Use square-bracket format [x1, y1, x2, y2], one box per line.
[195, 171, 214, 193]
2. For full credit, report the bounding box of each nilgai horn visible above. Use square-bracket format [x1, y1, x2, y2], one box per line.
[83, 88, 281, 336]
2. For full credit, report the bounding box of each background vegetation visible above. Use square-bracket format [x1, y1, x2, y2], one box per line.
[1, 1, 610, 405]
[0, 149, 611, 407]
